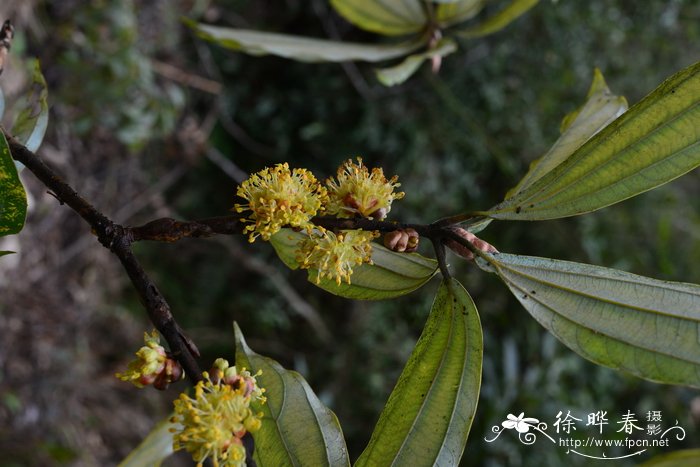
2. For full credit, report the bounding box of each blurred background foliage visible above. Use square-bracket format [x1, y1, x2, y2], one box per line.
[0, 0, 699, 465]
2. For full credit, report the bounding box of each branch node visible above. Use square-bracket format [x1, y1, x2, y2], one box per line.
[46, 190, 64, 205]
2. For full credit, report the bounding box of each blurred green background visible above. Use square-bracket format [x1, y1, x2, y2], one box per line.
[0, 0, 699, 465]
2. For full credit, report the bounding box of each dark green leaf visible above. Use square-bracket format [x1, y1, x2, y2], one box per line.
[118, 418, 175, 467]
[12, 59, 49, 153]
[234, 323, 350, 467]
[355, 278, 482, 466]
[483, 60, 700, 220]
[0, 131, 27, 236]
[270, 229, 437, 300]
[330, 0, 427, 36]
[375, 39, 457, 86]
[457, 0, 539, 38]
[477, 253, 700, 387]
[187, 20, 422, 63]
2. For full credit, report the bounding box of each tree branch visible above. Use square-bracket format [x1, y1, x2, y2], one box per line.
[5, 124, 494, 382]
[130, 216, 244, 242]
[4, 130, 203, 383]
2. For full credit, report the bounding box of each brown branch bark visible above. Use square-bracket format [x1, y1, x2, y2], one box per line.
[4, 130, 203, 383]
[0, 20, 13, 76]
[130, 216, 244, 242]
[5, 124, 494, 383]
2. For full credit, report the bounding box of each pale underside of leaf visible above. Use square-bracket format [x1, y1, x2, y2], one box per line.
[234, 323, 350, 467]
[330, 0, 428, 36]
[484, 60, 700, 221]
[355, 278, 482, 466]
[270, 229, 437, 300]
[188, 20, 423, 63]
[457, 0, 539, 39]
[118, 418, 176, 467]
[506, 68, 628, 198]
[479, 253, 700, 387]
[12, 58, 49, 153]
[375, 38, 457, 86]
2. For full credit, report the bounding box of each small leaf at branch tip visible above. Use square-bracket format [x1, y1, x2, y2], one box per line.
[375, 39, 457, 87]
[490, 60, 698, 220]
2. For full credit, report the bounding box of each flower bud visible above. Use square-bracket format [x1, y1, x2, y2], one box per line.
[445, 227, 498, 261]
[383, 228, 419, 253]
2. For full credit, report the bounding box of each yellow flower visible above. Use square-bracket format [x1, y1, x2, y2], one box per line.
[171, 365, 265, 467]
[326, 158, 404, 219]
[297, 230, 378, 285]
[235, 163, 328, 242]
[116, 330, 166, 388]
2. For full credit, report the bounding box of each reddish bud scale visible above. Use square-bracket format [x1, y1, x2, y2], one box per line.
[445, 227, 498, 261]
[384, 228, 420, 253]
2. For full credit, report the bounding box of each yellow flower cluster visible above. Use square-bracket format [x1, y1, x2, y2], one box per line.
[115, 330, 167, 388]
[171, 359, 265, 467]
[326, 158, 404, 219]
[235, 163, 328, 242]
[297, 230, 378, 285]
[235, 158, 405, 284]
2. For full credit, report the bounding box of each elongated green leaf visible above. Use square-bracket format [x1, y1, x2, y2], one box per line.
[506, 68, 628, 198]
[641, 449, 700, 467]
[330, 0, 427, 36]
[234, 323, 350, 467]
[477, 253, 700, 387]
[187, 20, 422, 63]
[436, 0, 485, 27]
[376, 39, 457, 86]
[0, 131, 27, 236]
[12, 59, 49, 153]
[356, 278, 482, 466]
[118, 418, 176, 467]
[457, 0, 539, 38]
[270, 229, 437, 300]
[484, 60, 700, 221]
